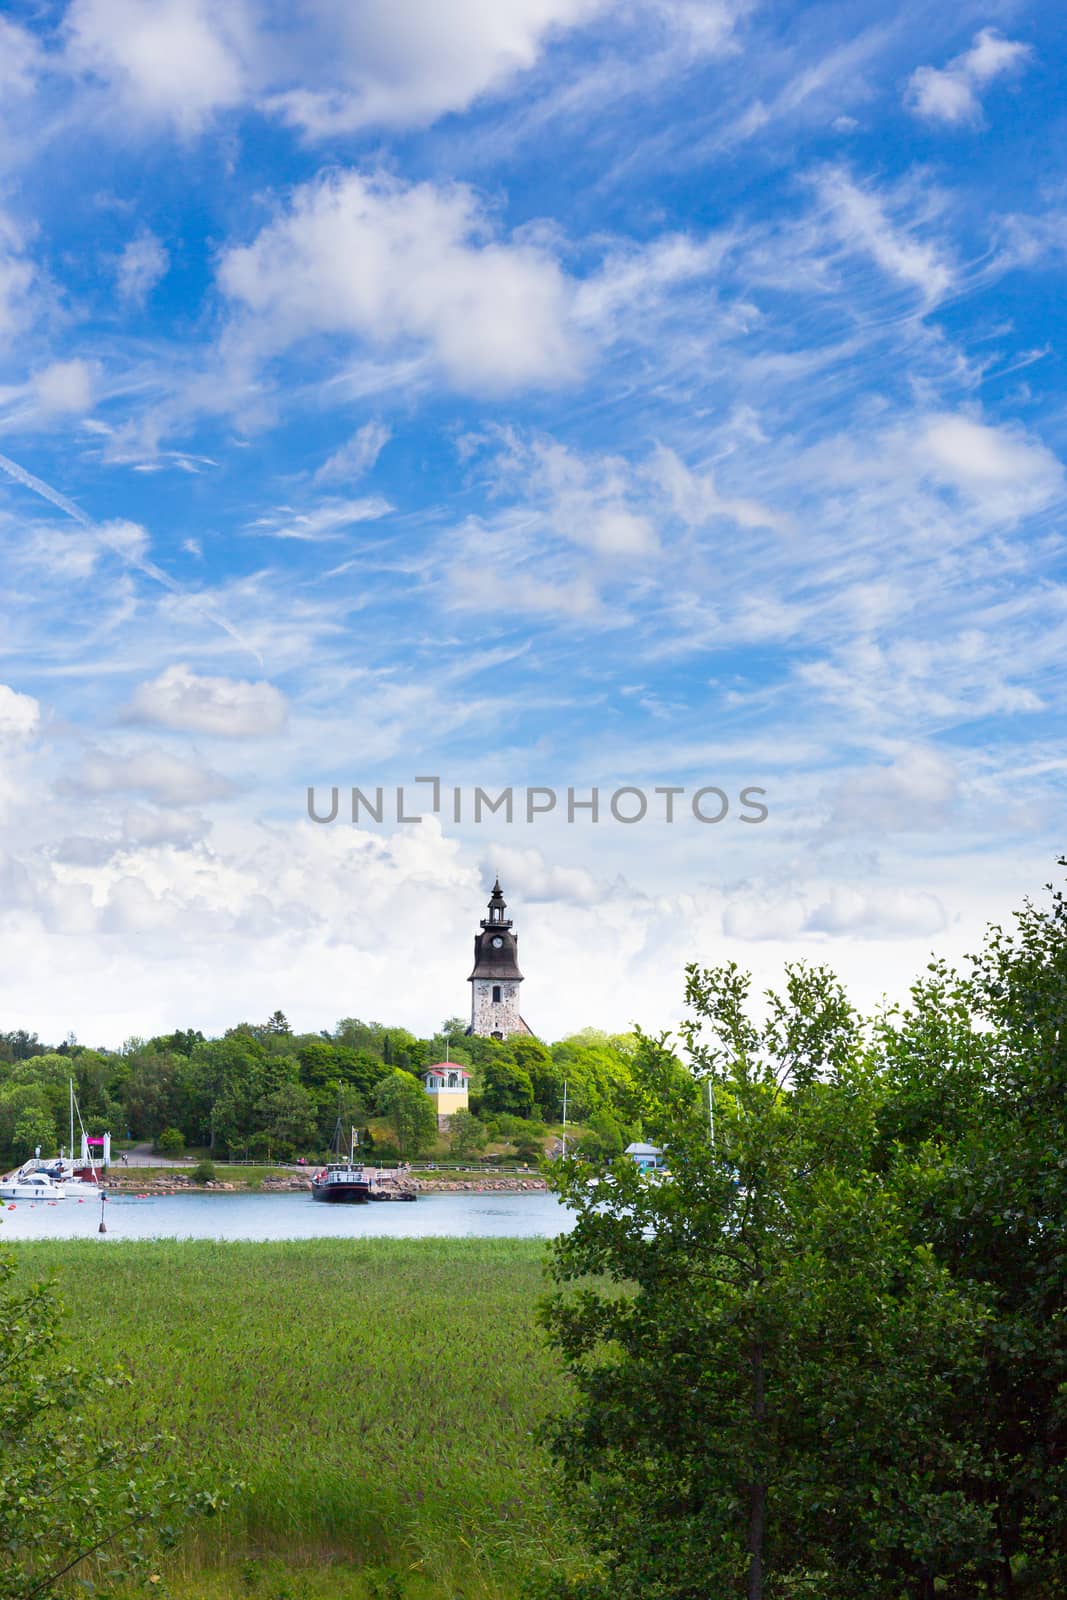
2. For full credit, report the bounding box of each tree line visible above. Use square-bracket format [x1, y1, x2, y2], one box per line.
[0, 1012, 643, 1165]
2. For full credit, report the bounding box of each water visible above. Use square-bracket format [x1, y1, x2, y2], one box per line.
[0, 1188, 575, 1242]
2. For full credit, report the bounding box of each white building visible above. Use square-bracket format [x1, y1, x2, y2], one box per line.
[625, 1141, 666, 1172]
[423, 1063, 471, 1127]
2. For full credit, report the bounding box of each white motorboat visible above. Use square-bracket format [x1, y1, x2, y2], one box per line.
[0, 1168, 67, 1201]
[43, 1164, 103, 1203]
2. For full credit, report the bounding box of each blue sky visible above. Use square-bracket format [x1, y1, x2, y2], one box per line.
[0, 0, 1064, 1044]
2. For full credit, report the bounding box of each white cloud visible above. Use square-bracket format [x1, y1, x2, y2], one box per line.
[648, 0, 743, 56]
[723, 880, 948, 941]
[813, 167, 953, 303]
[117, 229, 169, 304]
[0, 17, 42, 97]
[247, 495, 393, 541]
[805, 886, 947, 938]
[650, 444, 782, 532]
[65, 0, 248, 133]
[0, 215, 35, 343]
[487, 433, 660, 556]
[574, 231, 729, 333]
[315, 421, 392, 485]
[263, 0, 608, 137]
[0, 684, 40, 740]
[482, 844, 602, 905]
[70, 746, 234, 804]
[907, 29, 1031, 128]
[32, 358, 95, 414]
[99, 518, 151, 561]
[120, 805, 209, 848]
[828, 748, 959, 833]
[125, 664, 288, 737]
[217, 170, 583, 393]
[912, 413, 1064, 521]
[452, 562, 603, 619]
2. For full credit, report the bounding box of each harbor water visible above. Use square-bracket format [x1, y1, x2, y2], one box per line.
[0, 1188, 575, 1242]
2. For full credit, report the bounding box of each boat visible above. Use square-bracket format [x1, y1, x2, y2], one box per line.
[310, 1160, 372, 1203]
[310, 1105, 372, 1203]
[0, 1167, 67, 1201]
[52, 1080, 107, 1199]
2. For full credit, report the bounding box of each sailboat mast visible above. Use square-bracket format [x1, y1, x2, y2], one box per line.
[69, 1079, 74, 1163]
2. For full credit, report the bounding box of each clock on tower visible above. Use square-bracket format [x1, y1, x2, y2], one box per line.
[466, 879, 532, 1040]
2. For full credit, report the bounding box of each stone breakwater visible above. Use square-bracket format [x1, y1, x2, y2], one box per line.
[411, 1177, 548, 1193]
[101, 1173, 549, 1196]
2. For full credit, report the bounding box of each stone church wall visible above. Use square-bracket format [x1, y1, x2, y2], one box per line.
[470, 979, 530, 1038]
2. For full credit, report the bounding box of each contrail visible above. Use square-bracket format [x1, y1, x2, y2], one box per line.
[0, 448, 263, 665]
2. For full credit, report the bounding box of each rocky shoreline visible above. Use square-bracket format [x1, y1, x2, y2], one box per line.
[102, 1173, 549, 1196]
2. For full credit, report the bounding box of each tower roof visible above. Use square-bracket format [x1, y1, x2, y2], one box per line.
[470, 878, 523, 981]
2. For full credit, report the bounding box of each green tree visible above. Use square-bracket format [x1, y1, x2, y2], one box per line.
[154, 1127, 185, 1157]
[374, 1071, 437, 1158]
[542, 963, 994, 1600]
[481, 1058, 535, 1117]
[11, 1105, 58, 1160]
[0, 1254, 228, 1598]
[908, 867, 1067, 1592]
[260, 1081, 318, 1158]
[448, 1109, 487, 1159]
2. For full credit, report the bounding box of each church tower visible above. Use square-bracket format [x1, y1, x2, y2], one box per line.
[467, 879, 532, 1040]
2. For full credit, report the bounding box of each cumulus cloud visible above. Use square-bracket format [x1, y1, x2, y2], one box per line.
[0, 684, 40, 739]
[483, 844, 602, 905]
[217, 170, 583, 393]
[315, 420, 392, 484]
[70, 745, 234, 803]
[805, 886, 947, 938]
[265, 0, 608, 136]
[65, 0, 248, 133]
[124, 664, 288, 737]
[120, 805, 208, 848]
[31, 358, 95, 414]
[117, 228, 169, 304]
[906, 29, 1031, 128]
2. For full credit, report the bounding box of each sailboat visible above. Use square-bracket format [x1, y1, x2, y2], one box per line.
[50, 1082, 106, 1199]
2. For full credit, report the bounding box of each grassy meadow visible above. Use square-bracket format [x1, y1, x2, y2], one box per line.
[11, 1238, 582, 1599]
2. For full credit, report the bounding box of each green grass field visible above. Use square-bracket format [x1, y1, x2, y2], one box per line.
[11, 1239, 581, 1599]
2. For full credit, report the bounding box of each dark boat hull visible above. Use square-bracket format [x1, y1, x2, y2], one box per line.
[310, 1181, 370, 1204]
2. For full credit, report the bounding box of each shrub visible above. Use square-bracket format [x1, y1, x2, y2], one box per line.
[154, 1127, 186, 1156]
[191, 1159, 216, 1184]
